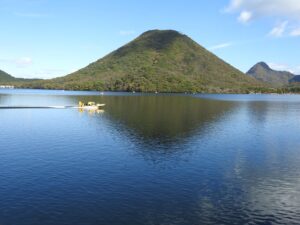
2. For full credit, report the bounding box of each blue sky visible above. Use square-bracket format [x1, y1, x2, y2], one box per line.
[1, 0, 300, 78]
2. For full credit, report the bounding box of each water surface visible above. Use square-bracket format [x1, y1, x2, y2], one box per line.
[1, 90, 300, 225]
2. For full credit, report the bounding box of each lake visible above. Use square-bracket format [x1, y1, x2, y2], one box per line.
[1, 89, 300, 225]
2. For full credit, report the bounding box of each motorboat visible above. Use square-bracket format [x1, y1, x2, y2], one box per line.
[78, 101, 105, 110]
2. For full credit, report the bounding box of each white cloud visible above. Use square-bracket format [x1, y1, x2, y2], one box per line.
[119, 30, 136, 36]
[227, 0, 243, 11]
[269, 21, 288, 37]
[225, 0, 300, 37]
[0, 57, 33, 67]
[33, 68, 68, 79]
[290, 28, 300, 37]
[15, 57, 33, 67]
[238, 10, 252, 23]
[268, 62, 300, 74]
[226, 0, 300, 18]
[9, 68, 69, 79]
[209, 42, 232, 50]
[269, 62, 290, 71]
[293, 66, 300, 74]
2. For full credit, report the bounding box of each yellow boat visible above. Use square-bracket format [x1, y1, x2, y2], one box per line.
[78, 101, 105, 110]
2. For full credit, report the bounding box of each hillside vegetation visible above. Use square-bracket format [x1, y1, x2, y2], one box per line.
[0, 70, 15, 83]
[16, 30, 262, 93]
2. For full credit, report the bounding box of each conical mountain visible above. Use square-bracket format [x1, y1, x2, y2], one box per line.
[51, 30, 260, 92]
[247, 62, 295, 87]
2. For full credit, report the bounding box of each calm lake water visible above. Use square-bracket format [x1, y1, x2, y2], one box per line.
[1, 89, 300, 225]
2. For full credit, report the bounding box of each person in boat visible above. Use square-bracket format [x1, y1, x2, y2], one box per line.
[78, 101, 105, 108]
[79, 101, 96, 107]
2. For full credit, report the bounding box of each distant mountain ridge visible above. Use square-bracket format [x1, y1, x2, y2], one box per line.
[0, 69, 15, 82]
[290, 75, 300, 83]
[21, 29, 260, 93]
[247, 62, 299, 86]
[0, 70, 42, 85]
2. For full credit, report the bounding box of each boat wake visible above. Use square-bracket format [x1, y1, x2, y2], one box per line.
[0, 106, 76, 109]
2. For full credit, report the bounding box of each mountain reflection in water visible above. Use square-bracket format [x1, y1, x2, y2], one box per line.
[1, 91, 300, 225]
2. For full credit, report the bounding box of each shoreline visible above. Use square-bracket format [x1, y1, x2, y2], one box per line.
[1, 87, 300, 95]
